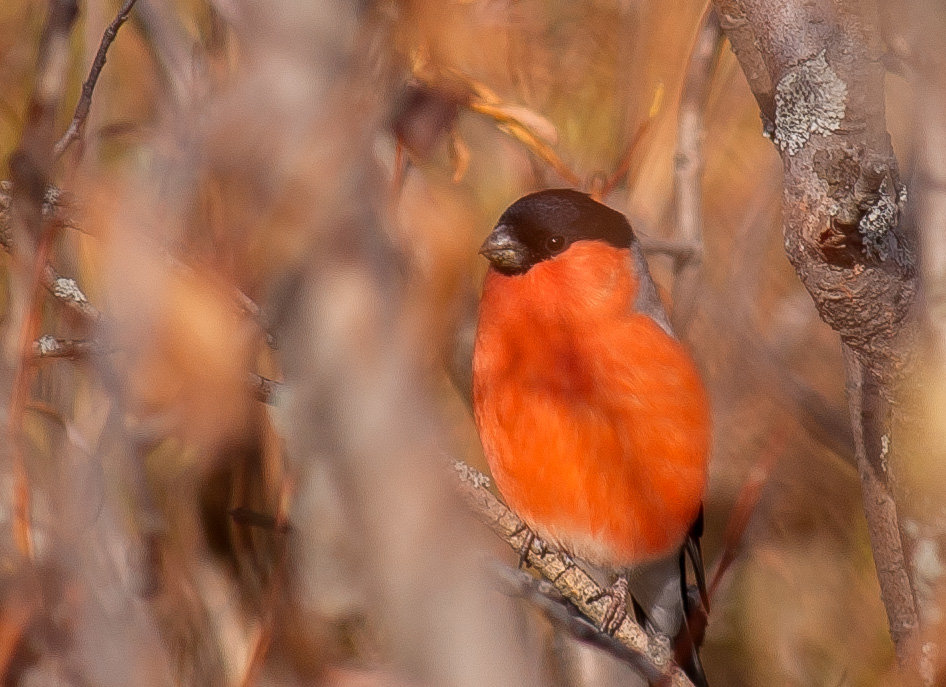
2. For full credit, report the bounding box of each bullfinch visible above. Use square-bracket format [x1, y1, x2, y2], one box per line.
[472, 189, 710, 685]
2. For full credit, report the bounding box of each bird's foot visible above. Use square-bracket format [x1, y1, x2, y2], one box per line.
[588, 575, 629, 634]
[511, 523, 547, 569]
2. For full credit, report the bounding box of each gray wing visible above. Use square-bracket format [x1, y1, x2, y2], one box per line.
[627, 549, 708, 687]
[628, 236, 674, 337]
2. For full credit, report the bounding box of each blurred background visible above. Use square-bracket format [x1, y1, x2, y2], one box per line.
[0, 0, 943, 685]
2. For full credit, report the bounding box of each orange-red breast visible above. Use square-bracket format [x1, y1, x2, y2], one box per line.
[472, 189, 710, 684]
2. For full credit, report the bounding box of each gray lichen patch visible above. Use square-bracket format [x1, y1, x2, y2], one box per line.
[859, 175, 908, 262]
[52, 276, 89, 304]
[774, 50, 848, 156]
[36, 334, 59, 356]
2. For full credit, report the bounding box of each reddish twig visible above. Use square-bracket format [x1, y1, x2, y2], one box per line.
[2, 182, 102, 323]
[0, 597, 35, 682]
[708, 432, 783, 602]
[596, 85, 665, 200]
[40, 264, 102, 323]
[54, 0, 139, 158]
[9, 225, 60, 559]
[237, 475, 293, 687]
[640, 237, 701, 262]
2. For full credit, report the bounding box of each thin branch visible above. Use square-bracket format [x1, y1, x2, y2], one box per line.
[28, 335, 281, 403]
[4, 182, 271, 340]
[844, 350, 920, 656]
[469, 99, 580, 186]
[237, 480, 292, 687]
[0, 595, 36, 679]
[54, 0, 140, 159]
[403, 69, 581, 187]
[669, 6, 723, 332]
[707, 434, 782, 600]
[721, 184, 856, 463]
[453, 461, 693, 687]
[162, 250, 276, 348]
[491, 563, 668, 686]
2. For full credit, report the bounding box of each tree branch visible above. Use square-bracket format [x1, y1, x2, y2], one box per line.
[843, 349, 919, 655]
[453, 461, 693, 687]
[491, 563, 669, 686]
[712, 0, 922, 671]
[713, 0, 916, 383]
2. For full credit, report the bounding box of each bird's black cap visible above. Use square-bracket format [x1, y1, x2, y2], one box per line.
[480, 189, 635, 275]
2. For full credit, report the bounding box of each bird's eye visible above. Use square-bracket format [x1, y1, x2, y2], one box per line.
[546, 235, 566, 253]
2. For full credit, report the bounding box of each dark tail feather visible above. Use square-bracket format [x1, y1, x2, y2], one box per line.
[675, 556, 709, 686]
[676, 506, 709, 686]
[685, 506, 710, 611]
[676, 625, 709, 687]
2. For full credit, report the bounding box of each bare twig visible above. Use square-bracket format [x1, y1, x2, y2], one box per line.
[7, 1, 77, 244]
[669, 7, 723, 332]
[453, 461, 693, 687]
[0, 596, 36, 680]
[54, 0, 140, 159]
[707, 433, 782, 600]
[721, 183, 856, 463]
[404, 68, 581, 187]
[8, 230, 58, 561]
[237, 479, 292, 687]
[161, 250, 276, 348]
[469, 99, 580, 186]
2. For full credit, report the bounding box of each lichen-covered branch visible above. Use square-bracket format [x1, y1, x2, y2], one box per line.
[713, 0, 916, 383]
[31, 335, 97, 359]
[454, 461, 693, 687]
[711, 0, 922, 671]
[1, 182, 102, 323]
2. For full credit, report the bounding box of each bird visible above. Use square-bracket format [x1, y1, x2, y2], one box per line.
[471, 189, 710, 685]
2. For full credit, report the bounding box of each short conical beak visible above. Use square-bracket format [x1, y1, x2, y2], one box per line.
[479, 224, 527, 272]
